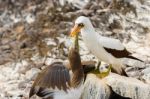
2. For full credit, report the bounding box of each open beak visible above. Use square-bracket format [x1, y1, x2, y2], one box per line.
[70, 24, 82, 37]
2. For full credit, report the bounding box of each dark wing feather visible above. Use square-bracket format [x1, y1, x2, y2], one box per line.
[61, 67, 71, 91]
[29, 62, 70, 98]
[64, 68, 71, 87]
[126, 55, 144, 62]
[56, 66, 61, 90]
[36, 87, 54, 99]
[104, 47, 143, 62]
[104, 47, 131, 58]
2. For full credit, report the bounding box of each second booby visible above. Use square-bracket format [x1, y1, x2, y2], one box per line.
[29, 34, 85, 99]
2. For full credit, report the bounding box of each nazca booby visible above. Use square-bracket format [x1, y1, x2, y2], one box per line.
[70, 16, 143, 75]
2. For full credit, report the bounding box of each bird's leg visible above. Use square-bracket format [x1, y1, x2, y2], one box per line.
[95, 60, 101, 70]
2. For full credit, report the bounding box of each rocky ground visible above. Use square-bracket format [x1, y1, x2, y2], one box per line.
[0, 0, 150, 99]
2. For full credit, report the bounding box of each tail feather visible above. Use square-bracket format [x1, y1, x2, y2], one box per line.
[127, 56, 144, 62]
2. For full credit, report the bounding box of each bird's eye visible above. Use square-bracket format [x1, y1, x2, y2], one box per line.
[78, 23, 84, 27]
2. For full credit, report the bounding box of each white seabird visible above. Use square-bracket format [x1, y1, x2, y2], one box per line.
[70, 16, 143, 75]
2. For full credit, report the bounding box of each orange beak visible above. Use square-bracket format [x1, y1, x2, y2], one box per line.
[70, 24, 82, 37]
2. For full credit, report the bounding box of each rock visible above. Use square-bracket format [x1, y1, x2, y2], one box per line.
[82, 74, 111, 99]
[67, 0, 89, 9]
[14, 61, 29, 74]
[105, 73, 150, 99]
[141, 67, 150, 84]
[25, 14, 35, 24]
[142, 73, 150, 84]
[82, 73, 150, 99]
[1, 45, 11, 51]
[122, 58, 146, 68]
[126, 68, 142, 78]
[44, 58, 56, 66]
[46, 38, 57, 46]
[25, 68, 41, 80]
[142, 67, 150, 75]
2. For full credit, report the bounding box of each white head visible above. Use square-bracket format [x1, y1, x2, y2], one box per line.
[70, 16, 94, 37]
[75, 16, 93, 29]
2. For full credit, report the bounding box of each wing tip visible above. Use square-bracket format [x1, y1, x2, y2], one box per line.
[29, 86, 35, 98]
[127, 56, 144, 62]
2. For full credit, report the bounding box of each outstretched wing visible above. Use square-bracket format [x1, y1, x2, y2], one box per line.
[29, 62, 71, 98]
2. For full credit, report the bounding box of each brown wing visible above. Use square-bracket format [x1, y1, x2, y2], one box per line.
[29, 62, 71, 98]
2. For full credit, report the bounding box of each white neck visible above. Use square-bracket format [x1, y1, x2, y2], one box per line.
[81, 24, 97, 39]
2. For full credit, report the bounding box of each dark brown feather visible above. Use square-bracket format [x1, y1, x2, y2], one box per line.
[104, 47, 143, 62]
[29, 62, 71, 98]
[104, 47, 131, 58]
[36, 87, 54, 99]
[56, 66, 61, 90]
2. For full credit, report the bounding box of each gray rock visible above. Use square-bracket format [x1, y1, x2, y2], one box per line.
[82, 74, 111, 99]
[82, 73, 150, 99]
[141, 67, 150, 84]
[122, 58, 146, 68]
[105, 73, 150, 99]
[142, 67, 150, 75]
[25, 68, 41, 80]
[142, 73, 150, 84]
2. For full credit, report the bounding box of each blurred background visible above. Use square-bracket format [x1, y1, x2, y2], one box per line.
[0, 0, 150, 98]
